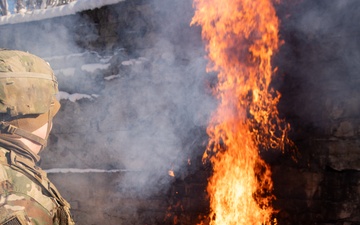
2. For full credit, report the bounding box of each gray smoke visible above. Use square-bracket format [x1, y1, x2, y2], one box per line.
[98, 0, 215, 194]
[0, 0, 214, 197]
[0, 0, 215, 221]
[277, 0, 360, 136]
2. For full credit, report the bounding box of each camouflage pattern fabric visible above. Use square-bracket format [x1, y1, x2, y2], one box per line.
[0, 49, 60, 151]
[0, 49, 58, 117]
[0, 147, 74, 225]
[0, 50, 73, 224]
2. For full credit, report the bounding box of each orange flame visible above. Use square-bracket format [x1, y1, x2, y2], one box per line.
[191, 0, 291, 224]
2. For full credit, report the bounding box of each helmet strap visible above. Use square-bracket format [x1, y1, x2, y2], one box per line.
[0, 122, 47, 147]
[38, 104, 54, 153]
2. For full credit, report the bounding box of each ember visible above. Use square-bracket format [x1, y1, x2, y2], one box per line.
[191, 0, 292, 224]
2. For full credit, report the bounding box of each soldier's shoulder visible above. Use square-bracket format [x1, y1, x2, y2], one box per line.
[0, 192, 54, 224]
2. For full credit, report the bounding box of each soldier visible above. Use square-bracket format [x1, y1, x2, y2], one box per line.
[0, 49, 75, 224]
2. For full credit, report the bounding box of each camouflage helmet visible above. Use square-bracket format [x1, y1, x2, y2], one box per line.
[0, 49, 60, 148]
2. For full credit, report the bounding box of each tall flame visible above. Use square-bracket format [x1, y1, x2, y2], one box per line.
[191, 0, 291, 224]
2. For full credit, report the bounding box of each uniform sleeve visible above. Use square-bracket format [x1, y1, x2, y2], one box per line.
[0, 165, 55, 225]
[0, 164, 28, 225]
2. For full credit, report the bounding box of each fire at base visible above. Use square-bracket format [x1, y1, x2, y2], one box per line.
[191, 0, 293, 224]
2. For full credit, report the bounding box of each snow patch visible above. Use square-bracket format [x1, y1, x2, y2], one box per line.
[45, 168, 131, 174]
[81, 63, 111, 73]
[57, 91, 95, 102]
[0, 0, 125, 25]
[104, 74, 121, 81]
[121, 57, 148, 66]
[54, 68, 76, 76]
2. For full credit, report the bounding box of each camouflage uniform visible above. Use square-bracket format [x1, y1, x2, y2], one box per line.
[0, 49, 74, 225]
[0, 146, 74, 224]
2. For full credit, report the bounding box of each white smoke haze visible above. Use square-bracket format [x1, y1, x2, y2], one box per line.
[0, 0, 215, 202]
[95, 2, 215, 192]
[0, 17, 83, 57]
[93, 0, 216, 195]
